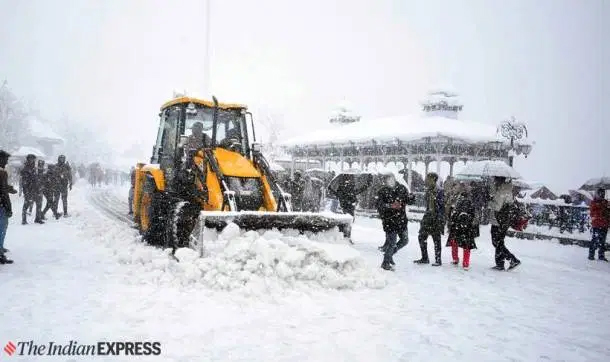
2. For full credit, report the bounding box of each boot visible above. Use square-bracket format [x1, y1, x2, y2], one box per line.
[508, 259, 521, 270]
[432, 258, 442, 267]
[34, 219, 44, 224]
[381, 262, 394, 271]
[599, 255, 608, 262]
[414, 243, 429, 264]
[0, 253, 13, 264]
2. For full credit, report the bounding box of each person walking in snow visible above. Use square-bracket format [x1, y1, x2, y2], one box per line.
[588, 188, 609, 261]
[335, 174, 371, 218]
[376, 171, 415, 271]
[489, 176, 521, 270]
[447, 181, 479, 270]
[55, 155, 72, 217]
[443, 177, 459, 250]
[414, 172, 445, 266]
[20, 154, 44, 225]
[0, 150, 18, 264]
[289, 170, 305, 211]
[41, 164, 61, 220]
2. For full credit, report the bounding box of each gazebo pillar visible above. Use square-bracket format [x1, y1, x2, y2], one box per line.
[339, 149, 344, 171]
[425, 161, 430, 176]
[449, 159, 455, 176]
[436, 157, 441, 175]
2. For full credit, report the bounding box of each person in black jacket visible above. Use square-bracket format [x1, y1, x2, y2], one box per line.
[41, 164, 61, 219]
[20, 154, 44, 224]
[335, 174, 372, 218]
[447, 182, 479, 270]
[415, 172, 445, 266]
[1, 150, 18, 264]
[376, 171, 415, 271]
[55, 155, 72, 217]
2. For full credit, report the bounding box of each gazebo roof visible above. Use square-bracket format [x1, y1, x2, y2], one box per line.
[10, 146, 46, 159]
[281, 114, 526, 148]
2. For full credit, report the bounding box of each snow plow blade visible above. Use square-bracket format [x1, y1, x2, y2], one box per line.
[199, 211, 353, 238]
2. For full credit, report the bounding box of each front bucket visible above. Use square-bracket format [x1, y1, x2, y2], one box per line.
[198, 210, 353, 238]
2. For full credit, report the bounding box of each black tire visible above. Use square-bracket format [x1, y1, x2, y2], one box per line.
[171, 201, 202, 249]
[142, 176, 168, 247]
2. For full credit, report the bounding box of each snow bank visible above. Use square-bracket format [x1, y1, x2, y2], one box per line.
[79, 208, 386, 296]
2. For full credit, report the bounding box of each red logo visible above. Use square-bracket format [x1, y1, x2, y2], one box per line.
[4, 341, 16, 356]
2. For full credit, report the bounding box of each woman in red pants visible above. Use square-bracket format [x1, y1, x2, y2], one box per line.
[446, 182, 479, 270]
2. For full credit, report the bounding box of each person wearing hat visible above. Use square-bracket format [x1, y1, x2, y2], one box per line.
[0, 149, 18, 264]
[414, 172, 445, 266]
[376, 170, 415, 271]
[588, 188, 609, 261]
[20, 154, 44, 224]
[186, 121, 212, 150]
[55, 155, 72, 217]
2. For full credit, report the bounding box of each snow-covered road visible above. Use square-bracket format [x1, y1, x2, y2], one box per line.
[1, 184, 609, 361]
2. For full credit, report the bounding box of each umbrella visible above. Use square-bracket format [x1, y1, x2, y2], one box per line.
[457, 160, 521, 179]
[579, 177, 610, 191]
[328, 171, 374, 195]
[512, 179, 532, 190]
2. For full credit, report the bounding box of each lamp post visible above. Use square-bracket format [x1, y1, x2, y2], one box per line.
[203, 0, 211, 96]
[498, 116, 528, 167]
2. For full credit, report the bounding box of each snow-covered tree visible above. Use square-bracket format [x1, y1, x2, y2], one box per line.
[0, 81, 28, 150]
[255, 108, 287, 160]
[48, 114, 115, 165]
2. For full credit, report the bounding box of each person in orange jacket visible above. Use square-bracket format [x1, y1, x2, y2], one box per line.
[588, 188, 609, 261]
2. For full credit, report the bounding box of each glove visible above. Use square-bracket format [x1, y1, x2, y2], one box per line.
[69, 184, 72, 190]
[6, 210, 12, 218]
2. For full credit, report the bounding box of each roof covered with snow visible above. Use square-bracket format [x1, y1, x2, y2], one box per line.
[280, 114, 522, 147]
[28, 117, 64, 143]
[11, 146, 46, 158]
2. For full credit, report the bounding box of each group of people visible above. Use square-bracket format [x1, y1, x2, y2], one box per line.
[0, 150, 73, 264]
[279, 170, 327, 212]
[19, 154, 73, 224]
[375, 171, 542, 271]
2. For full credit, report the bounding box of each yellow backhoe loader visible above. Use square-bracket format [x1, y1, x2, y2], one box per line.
[132, 95, 352, 249]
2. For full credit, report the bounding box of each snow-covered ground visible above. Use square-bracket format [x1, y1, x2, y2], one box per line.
[1, 184, 609, 361]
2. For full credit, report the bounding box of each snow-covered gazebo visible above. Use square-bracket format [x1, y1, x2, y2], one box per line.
[280, 90, 533, 188]
[27, 117, 64, 158]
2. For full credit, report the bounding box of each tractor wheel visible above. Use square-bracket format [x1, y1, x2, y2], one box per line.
[170, 200, 202, 249]
[141, 177, 167, 247]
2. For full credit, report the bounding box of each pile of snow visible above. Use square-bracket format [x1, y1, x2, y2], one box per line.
[80, 214, 386, 295]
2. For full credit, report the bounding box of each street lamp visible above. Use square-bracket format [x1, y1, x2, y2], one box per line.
[497, 116, 529, 167]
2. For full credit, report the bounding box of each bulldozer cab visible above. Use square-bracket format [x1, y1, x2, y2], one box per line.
[151, 98, 249, 169]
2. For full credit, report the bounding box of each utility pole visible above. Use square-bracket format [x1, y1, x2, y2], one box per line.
[203, 0, 211, 96]
[498, 116, 528, 167]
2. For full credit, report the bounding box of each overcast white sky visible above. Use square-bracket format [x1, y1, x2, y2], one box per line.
[1, 0, 608, 191]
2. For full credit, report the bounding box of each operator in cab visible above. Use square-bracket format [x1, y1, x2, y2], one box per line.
[185, 122, 211, 150]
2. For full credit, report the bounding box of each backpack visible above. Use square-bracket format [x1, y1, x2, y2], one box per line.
[451, 198, 474, 235]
